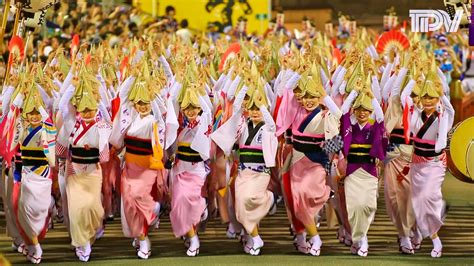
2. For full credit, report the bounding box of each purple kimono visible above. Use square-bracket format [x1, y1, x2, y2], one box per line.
[340, 113, 387, 177]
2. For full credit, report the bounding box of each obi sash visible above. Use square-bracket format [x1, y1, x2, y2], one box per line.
[293, 107, 328, 165]
[239, 145, 265, 164]
[124, 135, 153, 156]
[413, 111, 441, 157]
[21, 126, 47, 167]
[390, 128, 413, 145]
[292, 133, 324, 153]
[238, 121, 265, 164]
[176, 142, 203, 163]
[69, 145, 100, 164]
[14, 152, 22, 172]
[285, 128, 293, 144]
[347, 144, 376, 164]
[14, 151, 22, 182]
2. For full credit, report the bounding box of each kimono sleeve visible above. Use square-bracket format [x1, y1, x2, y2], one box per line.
[261, 106, 277, 167]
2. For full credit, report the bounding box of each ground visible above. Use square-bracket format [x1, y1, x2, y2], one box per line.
[1, 174, 473, 265]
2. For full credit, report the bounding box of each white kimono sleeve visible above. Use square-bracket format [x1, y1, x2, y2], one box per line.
[341, 90, 358, 114]
[159, 55, 174, 82]
[191, 97, 212, 161]
[60, 70, 74, 95]
[165, 97, 179, 149]
[371, 76, 382, 103]
[382, 75, 396, 102]
[380, 63, 393, 89]
[435, 95, 455, 153]
[260, 106, 277, 168]
[211, 109, 245, 156]
[400, 79, 415, 108]
[323, 95, 342, 119]
[372, 98, 384, 123]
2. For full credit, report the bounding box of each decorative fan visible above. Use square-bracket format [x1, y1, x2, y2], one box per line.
[332, 47, 342, 65]
[85, 54, 92, 65]
[219, 43, 240, 72]
[8, 36, 25, 65]
[70, 34, 80, 61]
[376, 30, 410, 55]
[120, 56, 129, 82]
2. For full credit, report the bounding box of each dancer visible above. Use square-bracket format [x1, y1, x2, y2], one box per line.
[276, 64, 340, 256]
[110, 66, 167, 259]
[383, 62, 422, 254]
[402, 65, 455, 258]
[168, 80, 212, 257]
[57, 70, 111, 262]
[9, 85, 56, 264]
[340, 76, 387, 257]
[212, 68, 278, 255]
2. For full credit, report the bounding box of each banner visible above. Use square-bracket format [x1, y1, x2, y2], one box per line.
[134, 0, 271, 34]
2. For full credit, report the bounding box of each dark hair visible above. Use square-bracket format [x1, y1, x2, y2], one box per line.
[54, 2, 61, 11]
[180, 19, 188, 28]
[128, 22, 138, 33]
[62, 20, 72, 31]
[115, 26, 124, 36]
[165, 5, 175, 14]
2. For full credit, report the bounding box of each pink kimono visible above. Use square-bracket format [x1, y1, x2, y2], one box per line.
[276, 89, 340, 227]
[169, 117, 210, 237]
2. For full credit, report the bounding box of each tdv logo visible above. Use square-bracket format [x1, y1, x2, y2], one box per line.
[409, 9, 463, 32]
[410, 4, 474, 46]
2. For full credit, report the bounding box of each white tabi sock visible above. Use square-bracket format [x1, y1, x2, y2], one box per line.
[400, 236, 412, 248]
[360, 236, 369, 250]
[252, 235, 264, 248]
[296, 233, 306, 245]
[432, 237, 442, 250]
[154, 202, 161, 216]
[310, 235, 322, 247]
[189, 235, 200, 249]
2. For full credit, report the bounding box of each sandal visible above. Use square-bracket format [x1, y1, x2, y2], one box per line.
[186, 248, 199, 257]
[26, 254, 41, 264]
[400, 245, 415, 255]
[137, 249, 151, 259]
[431, 248, 442, 258]
[249, 245, 263, 256]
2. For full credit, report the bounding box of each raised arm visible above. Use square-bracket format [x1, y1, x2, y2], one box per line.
[371, 75, 382, 103]
[382, 75, 396, 102]
[341, 90, 358, 114]
[400, 79, 415, 108]
[440, 94, 455, 128]
[58, 84, 76, 123]
[380, 63, 393, 89]
[372, 97, 384, 123]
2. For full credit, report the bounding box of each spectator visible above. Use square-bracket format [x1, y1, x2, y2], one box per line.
[164, 5, 178, 32]
[176, 19, 193, 43]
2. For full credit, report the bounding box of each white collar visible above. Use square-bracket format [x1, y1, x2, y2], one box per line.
[358, 122, 368, 130]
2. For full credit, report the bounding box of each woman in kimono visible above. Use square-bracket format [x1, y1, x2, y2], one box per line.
[169, 82, 212, 257]
[213, 77, 278, 255]
[402, 67, 454, 258]
[383, 65, 422, 254]
[9, 86, 56, 264]
[110, 70, 166, 259]
[340, 77, 386, 257]
[0, 81, 26, 255]
[276, 65, 341, 256]
[57, 73, 111, 262]
[235, 87, 278, 256]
